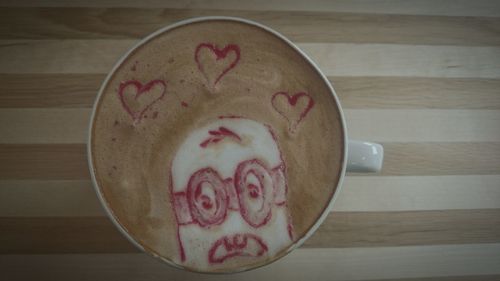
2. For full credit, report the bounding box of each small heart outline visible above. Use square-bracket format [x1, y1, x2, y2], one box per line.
[118, 79, 166, 121]
[194, 43, 240, 86]
[271, 91, 315, 132]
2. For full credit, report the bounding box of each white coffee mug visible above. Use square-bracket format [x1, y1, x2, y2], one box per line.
[88, 16, 383, 273]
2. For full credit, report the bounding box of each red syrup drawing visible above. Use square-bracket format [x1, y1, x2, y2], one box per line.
[169, 118, 294, 266]
[171, 159, 288, 263]
[208, 233, 268, 264]
[200, 126, 242, 148]
[117, 79, 166, 122]
[195, 43, 240, 87]
[271, 91, 315, 132]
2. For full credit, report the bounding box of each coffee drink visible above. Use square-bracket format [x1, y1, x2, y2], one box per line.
[90, 18, 344, 272]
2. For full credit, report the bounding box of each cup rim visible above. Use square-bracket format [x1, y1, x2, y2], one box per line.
[87, 16, 348, 274]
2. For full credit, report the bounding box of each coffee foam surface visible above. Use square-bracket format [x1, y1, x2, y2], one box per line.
[90, 19, 344, 272]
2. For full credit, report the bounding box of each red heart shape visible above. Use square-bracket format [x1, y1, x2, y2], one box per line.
[118, 79, 166, 121]
[271, 92, 315, 131]
[195, 43, 240, 86]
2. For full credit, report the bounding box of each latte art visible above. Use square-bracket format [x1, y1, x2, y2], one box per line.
[90, 18, 344, 272]
[170, 118, 292, 269]
[195, 43, 241, 87]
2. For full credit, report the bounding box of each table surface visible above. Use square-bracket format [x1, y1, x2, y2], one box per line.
[1, 0, 500, 280]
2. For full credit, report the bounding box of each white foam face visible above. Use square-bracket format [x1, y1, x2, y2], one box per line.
[176, 207, 290, 269]
[171, 118, 282, 192]
[169, 118, 292, 270]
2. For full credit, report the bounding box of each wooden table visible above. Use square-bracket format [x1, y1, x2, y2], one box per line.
[1, 1, 500, 280]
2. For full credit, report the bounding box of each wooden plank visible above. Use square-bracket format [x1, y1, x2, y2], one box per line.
[368, 277, 500, 281]
[333, 77, 500, 109]
[0, 144, 89, 180]
[2, 75, 499, 110]
[1, 8, 500, 46]
[0, 0, 499, 17]
[2, 176, 500, 216]
[0, 74, 102, 108]
[304, 43, 500, 79]
[345, 109, 500, 142]
[0, 217, 136, 254]
[1, 143, 499, 180]
[0, 39, 135, 74]
[1, 40, 500, 78]
[336, 175, 500, 212]
[2, 244, 500, 280]
[2, 108, 500, 143]
[0, 109, 90, 144]
[0, 180, 104, 216]
[305, 209, 500, 248]
[1, 210, 500, 254]
[377, 142, 500, 176]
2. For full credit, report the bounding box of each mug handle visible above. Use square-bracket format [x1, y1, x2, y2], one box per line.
[347, 140, 384, 173]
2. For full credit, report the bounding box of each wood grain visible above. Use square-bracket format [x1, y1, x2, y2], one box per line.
[304, 209, 500, 248]
[2, 75, 500, 109]
[337, 175, 500, 211]
[0, 217, 136, 254]
[1, 143, 499, 180]
[2, 245, 500, 280]
[1, 40, 500, 78]
[0, 144, 89, 180]
[1, 0, 499, 17]
[345, 110, 500, 142]
[304, 43, 500, 78]
[1, 8, 500, 46]
[379, 142, 500, 176]
[0, 180, 105, 216]
[0, 74, 102, 108]
[1, 210, 499, 254]
[0, 109, 90, 144]
[333, 77, 500, 109]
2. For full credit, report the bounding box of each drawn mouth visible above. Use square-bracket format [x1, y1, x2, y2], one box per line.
[208, 233, 268, 264]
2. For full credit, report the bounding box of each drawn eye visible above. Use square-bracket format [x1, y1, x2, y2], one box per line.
[187, 168, 228, 227]
[247, 183, 260, 198]
[234, 159, 273, 227]
[198, 184, 215, 210]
